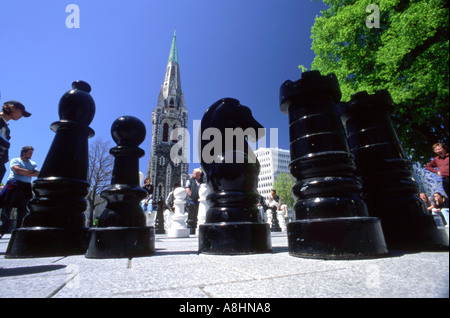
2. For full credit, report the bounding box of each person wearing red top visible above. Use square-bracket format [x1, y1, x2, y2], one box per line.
[426, 143, 449, 197]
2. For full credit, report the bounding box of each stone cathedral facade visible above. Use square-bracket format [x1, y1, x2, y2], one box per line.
[146, 31, 189, 201]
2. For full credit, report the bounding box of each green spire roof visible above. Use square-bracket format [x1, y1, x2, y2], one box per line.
[168, 30, 178, 63]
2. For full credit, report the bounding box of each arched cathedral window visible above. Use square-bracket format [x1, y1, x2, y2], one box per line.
[172, 124, 178, 143]
[163, 123, 169, 142]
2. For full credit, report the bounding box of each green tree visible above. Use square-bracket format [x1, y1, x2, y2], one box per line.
[86, 138, 113, 227]
[273, 173, 295, 209]
[310, 0, 448, 164]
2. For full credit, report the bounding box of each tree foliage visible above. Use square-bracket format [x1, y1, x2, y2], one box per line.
[273, 172, 295, 209]
[310, 0, 449, 164]
[86, 138, 113, 227]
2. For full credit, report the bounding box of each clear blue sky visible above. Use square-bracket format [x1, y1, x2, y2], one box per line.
[0, 0, 327, 180]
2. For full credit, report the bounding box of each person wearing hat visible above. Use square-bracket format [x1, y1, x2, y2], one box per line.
[0, 100, 32, 183]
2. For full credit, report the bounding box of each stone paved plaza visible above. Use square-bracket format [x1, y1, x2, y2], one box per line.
[0, 231, 448, 299]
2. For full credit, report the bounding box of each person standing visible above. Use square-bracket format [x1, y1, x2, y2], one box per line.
[267, 189, 282, 211]
[185, 168, 201, 234]
[0, 146, 39, 237]
[166, 182, 181, 213]
[0, 100, 32, 183]
[142, 177, 154, 197]
[426, 143, 449, 197]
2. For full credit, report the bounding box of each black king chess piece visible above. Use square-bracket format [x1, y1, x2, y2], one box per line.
[198, 98, 272, 254]
[6, 80, 95, 258]
[86, 116, 155, 258]
[279, 71, 388, 259]
[338, 90, 449, 250]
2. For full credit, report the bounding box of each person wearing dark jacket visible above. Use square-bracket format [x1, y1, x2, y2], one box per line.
[0, 100, 32, 183]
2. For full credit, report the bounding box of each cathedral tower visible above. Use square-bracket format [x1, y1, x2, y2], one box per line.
[147, 31, 189, 201]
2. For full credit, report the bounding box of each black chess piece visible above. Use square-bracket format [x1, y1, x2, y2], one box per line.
[5, 80, 95, 258]
[198, 98, 272, 254]
[85, 116, 155, 258]
[338, 90, 449, 250]
[155, 197, 165, 234]
[270, 209, 282, 232]
[279, 71, 388, 259]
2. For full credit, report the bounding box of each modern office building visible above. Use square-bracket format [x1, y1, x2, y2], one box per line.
[255, 147, 290, 200]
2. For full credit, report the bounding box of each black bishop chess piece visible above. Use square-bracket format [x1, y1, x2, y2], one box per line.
[6, 80, 95, 258]
[279, 71, 388, 259]
[86, 115, 155, 258]
[337, 90, 449, 250]
[198, 98, 272, 254]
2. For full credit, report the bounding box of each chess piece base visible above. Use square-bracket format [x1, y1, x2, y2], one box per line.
[86, 226, 155, 259]
[167, 228, 190, 238]
[199, 222, 272, 255]
[5, 227, 89, 258]
[287, 217, 388, 260]
[379, 214, 449, 251]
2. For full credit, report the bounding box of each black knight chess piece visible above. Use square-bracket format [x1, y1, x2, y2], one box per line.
[279, 71, 388, 259]
[6, 80, 95, 258]
[338, 90, 449, 250]
[198, 98, 272, 254]
[86, 116, 155, 258]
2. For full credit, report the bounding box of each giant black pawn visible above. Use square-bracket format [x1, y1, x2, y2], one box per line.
[198, 98, 272, 254]
[6, 80, 95, 258]
[280, 71, 388, 259]
[338, 90, 449, 251]
[86, 116, 155, 259]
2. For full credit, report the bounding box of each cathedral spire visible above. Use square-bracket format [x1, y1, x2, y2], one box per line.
[168, 29, 178, 63]
[161, 30, 185, 110]
[147, 30, 189, 201]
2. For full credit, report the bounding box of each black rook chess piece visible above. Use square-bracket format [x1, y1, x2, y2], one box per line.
[198, 98, 272, 254]
[279, 71, 388, 259]
[86, 116, 155, 258]
[337, 90, 449, 250]
[6, 80, 95, 258]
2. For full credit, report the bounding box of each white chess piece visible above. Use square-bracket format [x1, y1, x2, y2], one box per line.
[147, 210, 157, 227]
[167, 187, 190, 238]
[277, 204, 288, 231]
[196, 184, 209, 235]
[266, 209, 273, 228]
[163, 209, 172, 232]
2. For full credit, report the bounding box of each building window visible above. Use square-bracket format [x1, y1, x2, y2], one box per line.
[157, 184, 164, 201]
[163, 123, 169, 142]
[172, 124, 178, 143]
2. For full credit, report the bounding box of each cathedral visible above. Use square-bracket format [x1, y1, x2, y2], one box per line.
[146, 31, 189, 201]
